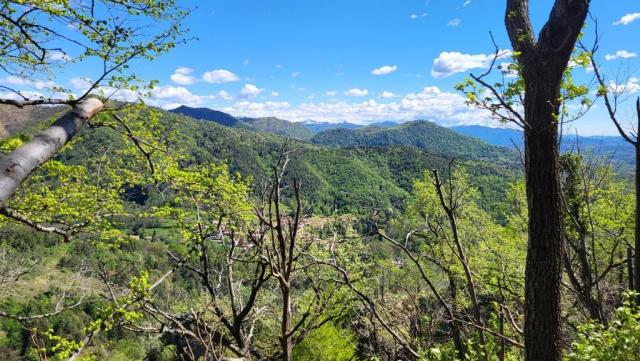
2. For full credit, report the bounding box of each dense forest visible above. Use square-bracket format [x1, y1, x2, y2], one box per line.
[1, 1, 640, 361]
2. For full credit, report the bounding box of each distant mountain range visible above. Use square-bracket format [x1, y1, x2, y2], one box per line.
[300, 120, 361, 133]
[171, 106, 400, 140]
[134, 106, 520, 214]
[168, 105, 632, 170]
[452, 125, 634, 169]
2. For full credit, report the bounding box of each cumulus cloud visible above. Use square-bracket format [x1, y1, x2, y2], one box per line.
[605, 50, 637, 61]
[47, 50, 71, 61]
[271, 91, 279, 97]
[202, 69, 240, 83]
[68, 77, 139, 102]
[614, 13, 640, 26]
[221, 86, 493, 127]
[608, 77, 640, 94]
[240, 83, 264, 98]
[217, 90, 233, 100]
[171, 67, 197, 85]
[498, 62, 519, 79]
[326, 91, 337, 97]
[380, 91, 400, 99]
[0, 90, 37, 99]
[1, 76, 56, 90]
[345, 88, 369, 97]
[448, 18, 461, 27]
[371, 65, 398, 75]
[69, 77, 93, 90]
[146, 85, 217, 109]
[431, 50, 512, 78]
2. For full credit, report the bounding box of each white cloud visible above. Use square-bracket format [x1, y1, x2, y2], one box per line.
[223, 101, 291, 115]
[1, 76, 57, 90]
[448, 18, 461, 27]
[463, 0, 471, 6]
[431, 50, 512, 78]
[170, 67, 196, 85]
[221, 86, 493, 127]
[498, 62, 519, 79]
[371, 65, 398, 75]
[202, 69, 240, 83]
[608, 77, 640, 94]
[146, 85, 216, 109]
[345, 88, 369, 97]
[0, 90, 45, 101]
[271, 91, 279, 97]
[243, 59, 250, 66]
[69, 78, 138, 103]
[48, 50, 71, 61]
[326, 91, 337, 97]
[94, 87, 141, 102]
[291, 72, 300, 78]
[380, 91, 400, 99]
[605, 50, 637, 61]
[2, 76, 29, 87]
[69, 77, 94, 90]
[240, 83, 264, 98]
[614, 13, 640, 26]
[410, 13, 427, 19]
[217, 90, 233, 100]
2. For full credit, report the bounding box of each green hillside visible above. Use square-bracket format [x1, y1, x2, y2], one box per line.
[55, 108, 519, 216]
[311, 120, 517, 161]
[241, 116, 315, 140]
[170, 106, 315, 140]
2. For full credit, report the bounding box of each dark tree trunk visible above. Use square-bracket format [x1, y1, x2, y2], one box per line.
[504, 2, 590, 360]
[635, 144, 640, 294]
[522, 77, 565, 361]
[629, 246, 635, 291]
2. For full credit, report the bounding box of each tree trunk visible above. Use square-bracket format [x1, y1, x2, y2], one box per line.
[504, 2, 590, 360]
[522, 71, 565, 361]
[635, 144, 640, 294]
[448, 276, 466, 361]
[629, 247, 635, 291]
[281, 285, 292, 361]
[0, 98, 103, 208]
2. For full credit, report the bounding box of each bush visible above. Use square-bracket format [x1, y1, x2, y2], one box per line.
[566, 293, 640, 361]
[292, 323, 357, 361]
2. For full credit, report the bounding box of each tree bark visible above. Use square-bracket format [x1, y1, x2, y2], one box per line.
[522, 80, 564, 361]
[281, 285, 293, 361]
[628, 246, 635, 291]
[504, 1, 589, 360]
[635, 137, 640, 293]
[0, 98, 103, 208]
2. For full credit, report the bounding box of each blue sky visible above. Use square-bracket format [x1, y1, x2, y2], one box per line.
[2, 0, 640, 135]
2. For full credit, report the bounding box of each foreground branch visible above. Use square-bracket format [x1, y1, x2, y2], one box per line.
[0, 98, 103, 208]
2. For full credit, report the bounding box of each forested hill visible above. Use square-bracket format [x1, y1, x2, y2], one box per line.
[170, 105, 315, 140]
[311, 120, 517, 161]
[5, 105, 521, 217]
[158, 109, 520, 215]
[170, 105, 245, 127]
[240, 116, 315, 140]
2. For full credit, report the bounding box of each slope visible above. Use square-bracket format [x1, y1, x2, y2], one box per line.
[311, 120, 517, 162]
